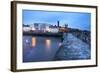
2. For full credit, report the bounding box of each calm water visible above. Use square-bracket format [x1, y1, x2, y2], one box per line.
[23, 36, 61, 62]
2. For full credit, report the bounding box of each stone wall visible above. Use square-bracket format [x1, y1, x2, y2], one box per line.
[68, 28, 91, 45]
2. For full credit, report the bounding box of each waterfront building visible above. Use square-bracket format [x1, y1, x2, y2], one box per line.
[23, 21, 63, 33]
[30, 24, 35, 31]
[40, 23, 46, 32]
[48, 25, 59, 33]
[34, 23, 39, 30]
[31, 23, 48, 32]
[23, 24, 31, 32]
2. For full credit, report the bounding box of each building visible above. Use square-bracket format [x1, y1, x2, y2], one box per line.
[48, 25, 59, 33]
[30, 23, 40, 31]
[23, 21, 66, 33]
[40, 23, 46, 32]
[34, 23, 39, 30]
[23, 24, 31, 32]
[59, 24, 69, 32]
[30, 23, 47, 32]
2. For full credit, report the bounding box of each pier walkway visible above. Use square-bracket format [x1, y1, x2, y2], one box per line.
[54, 33, 90, 60]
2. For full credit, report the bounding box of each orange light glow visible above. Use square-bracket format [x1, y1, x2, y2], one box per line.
[32, 37, 36, 47]
[46, 39, 51, 49]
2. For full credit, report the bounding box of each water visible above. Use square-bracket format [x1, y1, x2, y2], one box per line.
[23, 33, 90, 62]
[23, 36, 61, 62]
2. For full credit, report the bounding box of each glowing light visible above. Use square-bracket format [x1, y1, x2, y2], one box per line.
[31, 27, 35, 31]
[32, 37, 36, 47]
[46, 27, 50, 32]
[58, 43, 62, 47]
[25, 39, 29, 43]
[46, 39, 51, 49]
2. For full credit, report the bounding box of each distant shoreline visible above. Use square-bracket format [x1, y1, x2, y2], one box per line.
[23, 31, 63, 37]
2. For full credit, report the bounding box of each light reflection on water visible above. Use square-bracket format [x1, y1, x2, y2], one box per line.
[23, 36, 61, 62]
[45, 39, 51, 49]
[31, 37, 51, 49]
[32, 37, 36, 47]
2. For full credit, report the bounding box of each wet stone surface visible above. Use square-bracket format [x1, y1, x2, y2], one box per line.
[54, 33, 91, 60]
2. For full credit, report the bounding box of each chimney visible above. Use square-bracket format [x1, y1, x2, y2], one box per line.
[57, 21, 59, 27]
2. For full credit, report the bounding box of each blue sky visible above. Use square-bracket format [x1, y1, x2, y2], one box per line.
[23, 10, 91, 31]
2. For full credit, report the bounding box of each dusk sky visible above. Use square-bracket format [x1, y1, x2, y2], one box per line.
[23, 10, 91, 31]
